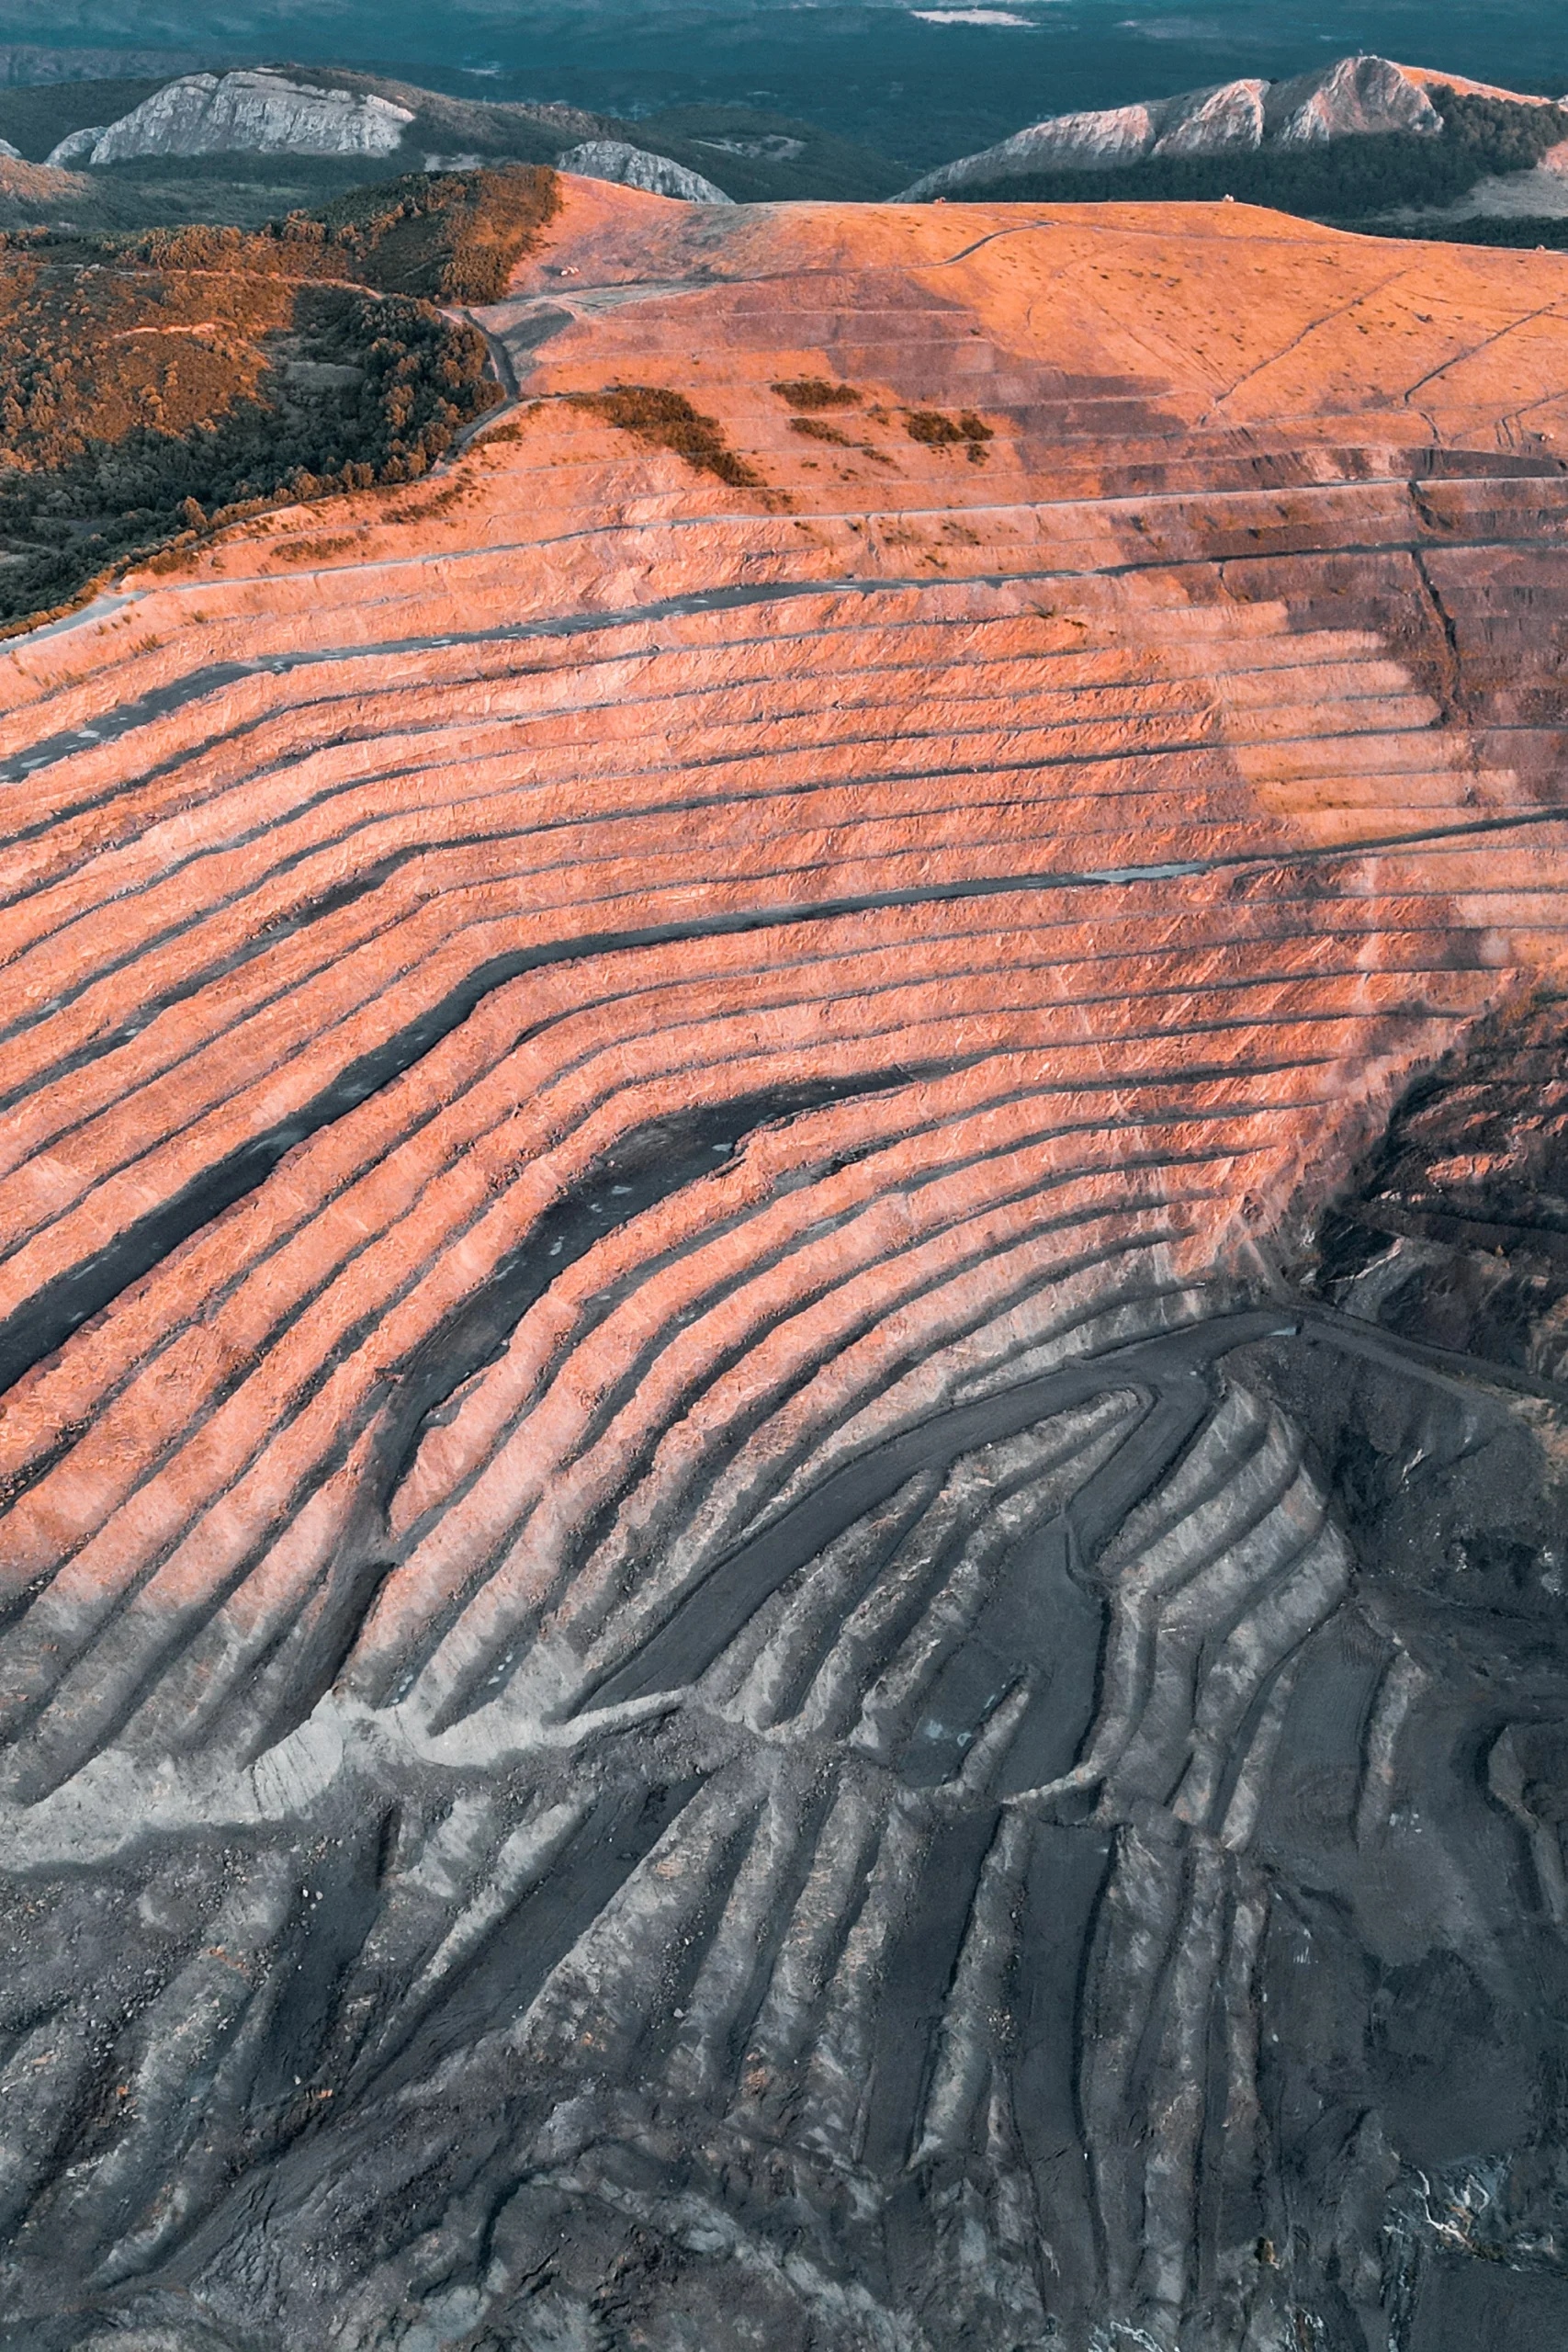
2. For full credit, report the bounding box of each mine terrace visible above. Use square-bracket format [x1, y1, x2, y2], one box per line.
[0, 166, 1566, 2352]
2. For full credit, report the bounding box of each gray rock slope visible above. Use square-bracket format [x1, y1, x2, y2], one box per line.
[897, 52, 1553, 198]
[557, 138, 735, 202]
[36, 71, 736, 202]
[44, 68, 414, 168]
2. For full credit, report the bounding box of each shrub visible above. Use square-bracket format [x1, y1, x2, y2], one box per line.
[566, 386, 764, 489]
[904, 409, 993, 463]
[771, 376, 863, 409]
[789, 415, 854, 446]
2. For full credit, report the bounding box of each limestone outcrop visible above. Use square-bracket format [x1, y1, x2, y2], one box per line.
[1263, 51, 1443, 144]
[45, 67, 415, 166]
[557, 136, 735, 201]
[40, 123, 101, 167]
[36, 72, 741, 202]
[898, 51, 1540, 197]
[1, 178, 1567, 2351]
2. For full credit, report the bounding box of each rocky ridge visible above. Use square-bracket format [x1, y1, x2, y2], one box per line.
[0, 177, 1567, 2350]
[899, 52, 1566, 198]
[557, 137, 734, 202]
[43, 68, 415, 169]
[6, 61, 851, 213]
[31, 66, 749, 209]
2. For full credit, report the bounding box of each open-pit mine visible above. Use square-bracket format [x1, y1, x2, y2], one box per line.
[2, 175, 1568, 2352]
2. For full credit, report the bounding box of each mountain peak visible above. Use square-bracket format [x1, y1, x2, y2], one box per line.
[897, 53, 1555, 198]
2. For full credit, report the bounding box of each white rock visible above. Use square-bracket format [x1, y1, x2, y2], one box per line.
[898, 52, 1460, 197]
[557, 139, 735, 204]
[0, 137, 21, 162]
[960, 100, 1158, 191]
[43, 126, 107, 169]
[1150, 78, 1268, 158]
[1265, 54, 1440, 145]
[899, 102, 1161, 197]
[77, 70, 414, 166]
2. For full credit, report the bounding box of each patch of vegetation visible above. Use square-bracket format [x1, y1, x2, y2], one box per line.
[772, 377, 863, 409]
[57, 161, 559, 302]
[789, 415, 854, 447]
[612, 103, 905, 203]
[303, 164, 560, 301]
[935, 89, 1568, 226]
[1352, 212, 1568, 250]
[0, 153, 100, 239]
[0, 176, 548, 631]
[39, 152, 416, 237]
[789, 415, 898, 469]
[0, 143, 563, 251]
[904, 408, 993, 463]
[564, 385, 764, 490]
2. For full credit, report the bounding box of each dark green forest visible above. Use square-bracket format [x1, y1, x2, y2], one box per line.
[1362, 211, 1568, 248]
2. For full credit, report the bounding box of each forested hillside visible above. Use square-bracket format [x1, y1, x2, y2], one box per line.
[0, 164, 558, 629]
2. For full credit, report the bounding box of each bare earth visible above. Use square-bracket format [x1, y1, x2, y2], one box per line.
[2, 178, 1568, 2352]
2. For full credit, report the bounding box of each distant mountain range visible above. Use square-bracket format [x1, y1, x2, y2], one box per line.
[0, 55, 890, 226]
[17, 67, 738, 212]
[897, 54, 1564, 197]
[3, 48, 1568, 245]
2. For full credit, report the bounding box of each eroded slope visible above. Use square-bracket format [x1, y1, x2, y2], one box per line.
[2, 181, 1568, 2352]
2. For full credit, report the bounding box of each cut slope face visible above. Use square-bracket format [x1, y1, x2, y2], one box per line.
[2, 180, 1568, 2351]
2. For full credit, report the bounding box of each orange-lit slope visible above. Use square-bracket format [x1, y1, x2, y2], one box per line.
[4, 187, 1567, 1769]
[2, 182, 1568, 2346]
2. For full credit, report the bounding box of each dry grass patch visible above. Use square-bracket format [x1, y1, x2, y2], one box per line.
[904, 408, 994, 464]
[772, 377, 863, 410]
[789, 415, 855, 447]
[566, 386, 765, 490]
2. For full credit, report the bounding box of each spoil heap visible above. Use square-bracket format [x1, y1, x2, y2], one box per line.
[1, 177, 1567, 2352]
